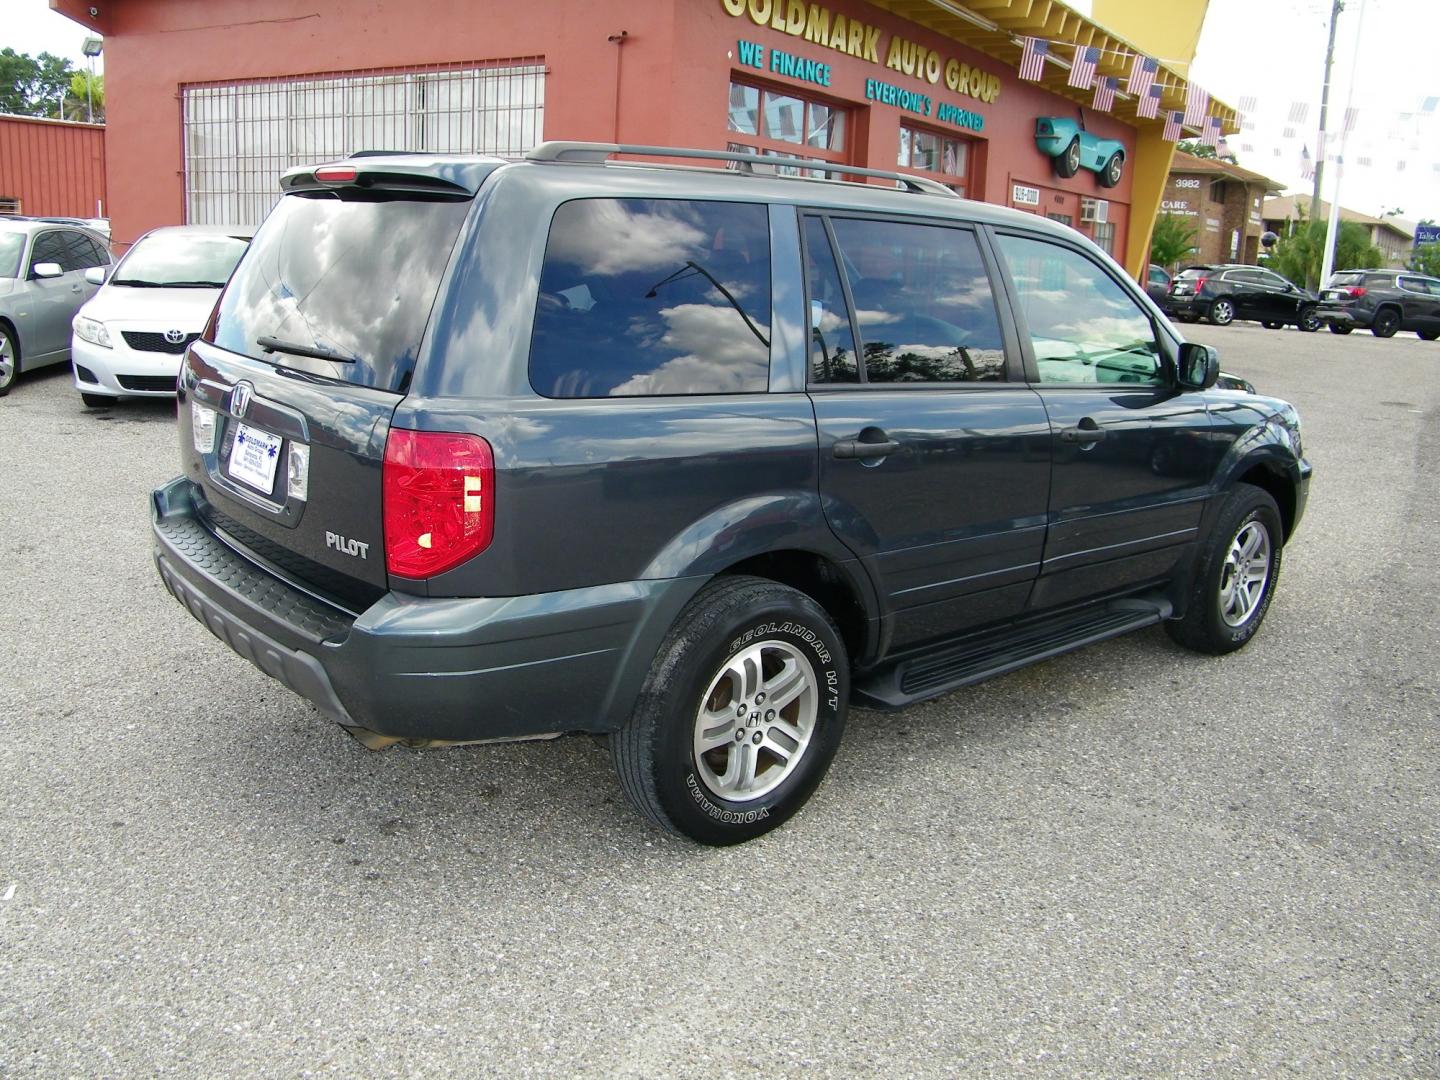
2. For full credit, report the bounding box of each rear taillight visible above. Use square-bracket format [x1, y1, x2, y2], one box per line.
[382, 429, 495, 579]
[1346, 286, 1367, 297]
[314, 165, 358, 183]
[1193, 276, 1208, 291]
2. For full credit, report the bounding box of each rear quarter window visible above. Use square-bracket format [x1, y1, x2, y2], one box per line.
[528, 199, 771, 398]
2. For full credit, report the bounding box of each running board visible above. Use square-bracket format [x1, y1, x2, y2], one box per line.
[853, 597, 1172, 710]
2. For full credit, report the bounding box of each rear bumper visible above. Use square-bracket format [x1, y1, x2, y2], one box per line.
[152, 476, 700, 742]
[1163, 297, 1207, 318]
[1314, 305, 1369, 328]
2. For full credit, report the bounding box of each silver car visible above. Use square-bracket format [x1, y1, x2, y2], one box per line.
[0, 218, 112, 395]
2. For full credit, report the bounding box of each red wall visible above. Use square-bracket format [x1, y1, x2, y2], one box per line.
[79, 0, 1136, 254]
[0, 115, 107, 219]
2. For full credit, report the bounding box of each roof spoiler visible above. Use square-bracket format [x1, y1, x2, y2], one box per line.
[525, 141, 960, 198]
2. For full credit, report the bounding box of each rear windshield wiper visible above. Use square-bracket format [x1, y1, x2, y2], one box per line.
[257, 335, 358, 364]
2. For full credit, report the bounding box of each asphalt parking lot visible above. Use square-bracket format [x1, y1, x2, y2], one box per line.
[1, 322, 1437, 1077]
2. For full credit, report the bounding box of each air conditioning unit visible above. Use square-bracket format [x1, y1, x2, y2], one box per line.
[1081, 198, 1109, 224]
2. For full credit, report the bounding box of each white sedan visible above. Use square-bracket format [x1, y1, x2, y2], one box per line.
[71, 224, 253, 407]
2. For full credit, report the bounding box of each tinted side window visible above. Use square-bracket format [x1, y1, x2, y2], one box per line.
[997, 233, 1163, 386]
[29, 232, 66, 271]
[1398, 276, 1427, 294]
[78, 236, 109, 267]
[827, 217, 1006, 383]
[1257, 271, 1290, 289]
[803, 216, 858, 383]
[529, 199, 771, 398]
[1226, 270, 1262, 285]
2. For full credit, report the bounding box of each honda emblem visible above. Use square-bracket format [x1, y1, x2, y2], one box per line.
[231, 381, 253, 418]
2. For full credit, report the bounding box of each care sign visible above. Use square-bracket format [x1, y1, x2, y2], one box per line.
[721, 0, 1001, 104]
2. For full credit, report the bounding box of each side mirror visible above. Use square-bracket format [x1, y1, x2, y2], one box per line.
[84, 266, 108, 286]
[1177, 342, 1219, 390]
[31, 262, 63, 279]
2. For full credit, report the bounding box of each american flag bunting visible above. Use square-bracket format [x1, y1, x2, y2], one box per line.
[1092, 75, 1117, 112]
[1183, 83, 1209, 127]
[1067, 45, 1100, 89]
[1126, 54, 1157, 97]
[1288, 101, 1309, 124]
[1162, 110, 1183, 142]
[1201, 116, 1221, 148]
[1137, 83, 1162, 120]
[1019, 37, 1048, 81]
[1299, 145, 1314, 180]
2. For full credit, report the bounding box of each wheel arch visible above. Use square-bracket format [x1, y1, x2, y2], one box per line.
[716, 549, 877, 668]
[0, 315, 21, 357]
[1233, 460, 1297, 542]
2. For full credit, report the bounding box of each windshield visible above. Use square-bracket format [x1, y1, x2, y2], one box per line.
[0, 232, 24, 278]
[209, 190, 471, 391]
[112, 232, 250, 287]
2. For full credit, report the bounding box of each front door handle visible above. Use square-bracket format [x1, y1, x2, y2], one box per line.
[833, 435, 900, 460]
[1059, 418, 1106, 445]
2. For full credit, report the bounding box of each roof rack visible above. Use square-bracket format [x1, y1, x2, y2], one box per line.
[525, 141, 959, 198]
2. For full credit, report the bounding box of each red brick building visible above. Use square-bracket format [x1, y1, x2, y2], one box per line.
[1158, 151, 1281, 268]
[52, 0, 1233, 272]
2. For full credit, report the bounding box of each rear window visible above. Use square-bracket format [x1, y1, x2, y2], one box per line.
[528, 198, 771, 397]
[210, 191, 471, 391]
[1327, 272, 1364, 287]
[1177, 268, 1208, 280]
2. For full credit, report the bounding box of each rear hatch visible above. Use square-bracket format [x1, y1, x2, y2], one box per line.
[178, 158, 491, 611]
[1320, 270, 1366, 304]
[1170, 268, 1209, 297]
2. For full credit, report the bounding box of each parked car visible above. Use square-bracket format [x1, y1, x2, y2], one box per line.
[71, 224, 254, 407]
[152, 144, 1310, 845]
[1314, 269, 1440, 339]
[0, 218, 111, 395]
[1145, 263, 1172, 304]
[1164, 264, 1321, 330]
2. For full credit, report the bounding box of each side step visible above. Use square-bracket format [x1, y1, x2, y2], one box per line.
[853, 597, 1172, 710]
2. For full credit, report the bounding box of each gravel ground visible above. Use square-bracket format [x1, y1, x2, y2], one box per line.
[1, 322, 1436, 1078]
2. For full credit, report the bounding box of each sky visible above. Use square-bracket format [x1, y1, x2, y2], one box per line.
[6, 0, 1440, 220]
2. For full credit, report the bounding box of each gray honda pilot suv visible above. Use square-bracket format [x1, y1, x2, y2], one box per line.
[153, 143, 1310, 845]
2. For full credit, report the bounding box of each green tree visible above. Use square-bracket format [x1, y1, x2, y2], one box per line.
[0, 48, 76, 117]
[64, 70, 103, 122]
[1408, 242, 1440, 277]
[1150, 213, 1198, 269]
[1266, 219, 1383, 290]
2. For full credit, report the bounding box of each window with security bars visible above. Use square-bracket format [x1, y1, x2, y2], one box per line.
[0, 198, 19, 215]
[183, 60, 545, 226]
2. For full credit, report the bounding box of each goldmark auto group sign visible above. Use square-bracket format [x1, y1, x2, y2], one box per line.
[720, 0, 1001, 104]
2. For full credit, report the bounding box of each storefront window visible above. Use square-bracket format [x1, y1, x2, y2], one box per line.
[727, 81, 848, 167]
[897, 124, 971, 196]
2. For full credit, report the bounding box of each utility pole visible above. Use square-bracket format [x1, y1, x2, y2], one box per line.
[1311, 0, 1343, 217]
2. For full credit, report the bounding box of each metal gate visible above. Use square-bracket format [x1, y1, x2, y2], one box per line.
[182, 59, 545, 226]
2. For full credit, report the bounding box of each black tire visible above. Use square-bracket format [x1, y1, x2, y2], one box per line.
[1328, 323, 1353, 335]
[1054, 137, 1081, 179]
[1418, 331, 1438, 341]
[1208, 298, 1235, 326]
[1297, 306, 1321, 332]
[1166, 485, 1283, 656]
[1371, 308, 1400, 338]
[80, 392, 115, 408]
[0, 324, 17, 396]
[611, 575, 849, 845]
[1261, 320, 1283, 330]
[1098, 150, 1124, 188]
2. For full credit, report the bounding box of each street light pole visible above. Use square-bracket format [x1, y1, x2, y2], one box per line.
[1311, 0, 1342, 218]
[1320, 0, 1368, 288]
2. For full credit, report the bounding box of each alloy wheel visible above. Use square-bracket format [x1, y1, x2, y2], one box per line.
[692, 639, 819, 802]
[1218, 521, 1272, 627]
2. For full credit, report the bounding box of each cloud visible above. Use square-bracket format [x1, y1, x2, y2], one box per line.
[609, 302, 769, 396]
[545, 202, 708, 277]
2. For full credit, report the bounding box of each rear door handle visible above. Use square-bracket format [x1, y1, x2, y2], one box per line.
[833, 436, 900, 460]
[1059, 419, 1106, 444]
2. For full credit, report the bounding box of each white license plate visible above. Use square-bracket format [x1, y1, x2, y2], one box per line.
[228, 422, 283, 493]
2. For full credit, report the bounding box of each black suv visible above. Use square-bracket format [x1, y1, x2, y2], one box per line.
[1315, 269, 1440, 339]
[152, 144, 1310, 845]
[1164, 264, 1322, 331]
